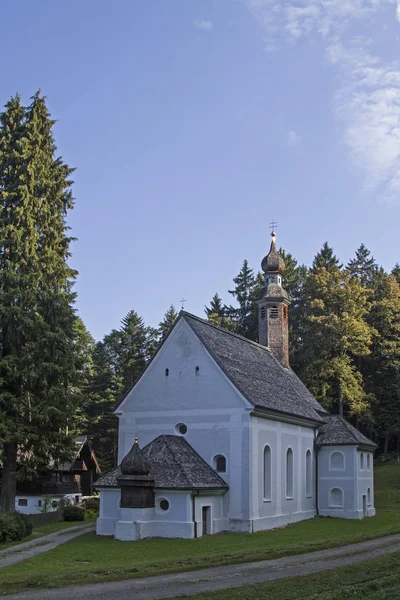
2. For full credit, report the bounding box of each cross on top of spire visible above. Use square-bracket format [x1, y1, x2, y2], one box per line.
[269, 219, 277, 235]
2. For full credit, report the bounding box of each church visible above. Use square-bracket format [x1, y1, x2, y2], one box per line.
[95, 233, 376, 541]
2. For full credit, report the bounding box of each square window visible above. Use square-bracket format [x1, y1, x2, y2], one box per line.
[18, 499, 28, 507]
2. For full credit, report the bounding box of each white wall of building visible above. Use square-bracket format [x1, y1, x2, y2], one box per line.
[250, 416, 316, 531]
[116, 318, 252, 529]
[318, 446, 375, 519]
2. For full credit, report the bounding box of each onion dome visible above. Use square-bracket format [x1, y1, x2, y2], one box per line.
[261, 232, 286, 274]
[120, 437, 151, 476]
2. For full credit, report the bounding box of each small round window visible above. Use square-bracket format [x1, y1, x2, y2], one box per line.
[159, 499, 169, 511]
[175, 422, 187, 435]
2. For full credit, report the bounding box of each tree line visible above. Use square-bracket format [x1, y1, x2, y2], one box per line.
[1, 91, 399, 511]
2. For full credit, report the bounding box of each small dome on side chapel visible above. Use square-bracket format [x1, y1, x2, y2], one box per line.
[261, 232, 286, 274]
[120, 437, 151, 476]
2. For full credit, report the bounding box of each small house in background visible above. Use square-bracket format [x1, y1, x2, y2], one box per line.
[14, 435, 101, 515]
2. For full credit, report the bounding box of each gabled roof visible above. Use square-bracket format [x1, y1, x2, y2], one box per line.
[316, 415, 377, 448]
[183, 313, 326, 423]
[51, 435, 101, 473]
[95, 435, 228, 490]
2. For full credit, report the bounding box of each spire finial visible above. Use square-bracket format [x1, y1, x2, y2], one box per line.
[269, 219, 277, 236]
[134, 436, 138, 444]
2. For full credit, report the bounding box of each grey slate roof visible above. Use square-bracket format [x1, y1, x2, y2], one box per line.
[95, 435, 228, 490]
[183, 313, 326, 423]
[316, 415, 377, 448]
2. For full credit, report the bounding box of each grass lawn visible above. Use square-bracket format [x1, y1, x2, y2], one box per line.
[178, 551, 400, 600]
[0, 516, 96, 552]
[0, 463, 399, 595]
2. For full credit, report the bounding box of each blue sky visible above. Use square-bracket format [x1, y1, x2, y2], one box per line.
[1, 0, 400, 340]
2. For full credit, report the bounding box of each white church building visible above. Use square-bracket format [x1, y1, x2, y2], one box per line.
[95, 233, 376, 541]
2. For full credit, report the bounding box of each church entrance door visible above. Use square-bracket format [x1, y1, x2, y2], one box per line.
[202, 506, 211, 536]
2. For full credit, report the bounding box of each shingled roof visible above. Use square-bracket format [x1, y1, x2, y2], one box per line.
[183, 313, 326, 423]
[95, 435, 228, 490]
[316, 415, 377, 448]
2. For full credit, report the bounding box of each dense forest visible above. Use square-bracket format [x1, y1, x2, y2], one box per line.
[1, 92, 400, 510]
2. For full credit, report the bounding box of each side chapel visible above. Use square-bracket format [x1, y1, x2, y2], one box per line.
[95, 233, 376, 541]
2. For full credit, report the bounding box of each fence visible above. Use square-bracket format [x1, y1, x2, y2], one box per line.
[27, 510, 63, 527]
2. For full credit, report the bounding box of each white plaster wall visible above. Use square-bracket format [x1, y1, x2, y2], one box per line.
[250, 416, 316, 531]
[117, 319, 252, 527]
[194, 493, 226, 536]
[357, 450, 375, 517]
[15, 495, 66, 515]
[318, 446, 374, 519]
[97, 489, 121, 535]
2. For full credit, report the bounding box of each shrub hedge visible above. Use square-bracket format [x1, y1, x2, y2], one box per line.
[63, 505, 85, 521]
[82, 496, 99, 511]
[0, 512, 33, 544]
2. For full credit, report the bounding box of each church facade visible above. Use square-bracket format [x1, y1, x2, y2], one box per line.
[96, 234, 376, 541]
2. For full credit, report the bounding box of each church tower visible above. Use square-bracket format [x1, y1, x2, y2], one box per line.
[257, 231, 290, 368]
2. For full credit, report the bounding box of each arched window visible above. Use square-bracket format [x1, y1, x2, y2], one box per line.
[330, 451, 345, 470]
[261, 306, 266, 319]
[283, 306, 288, 320]
[367, 453, 371, 470]
[263, 446, 272, 501]
[270, 306, 279, 319]
[213, 455, 226, 473]
[360, 452, 364, 470]
[367, 487, 372, 506]
[329, 487, 343, 507]
[286, 448, 294, 499]
[165, 368, 169, 376]
[305, 450, 312, 498]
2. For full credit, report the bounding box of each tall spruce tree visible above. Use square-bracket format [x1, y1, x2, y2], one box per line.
[391, 264, 400, 285]
[300, 266, 372, 417]
[205, 293, 225, 318]
[312, 242, 342, 271]
[0, 92, 82, 511]
[158, 305, 178, 340]
[85, 336, 123, 471]
[365, 274, 400, 452]
[348, 244, 377, 286]
[228, 260, 258, 338]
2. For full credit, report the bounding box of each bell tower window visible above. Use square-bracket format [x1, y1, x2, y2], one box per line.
[261, 306, 266, 319]
[283, 306, 287, 319]
[269, 306, 279, 319]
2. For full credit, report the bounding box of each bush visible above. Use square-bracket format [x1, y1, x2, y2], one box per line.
[16, 512, 33, 537]
[63, 505, 85, 522]
[0, 512, 32, 544]
[82, 496, 99, 511]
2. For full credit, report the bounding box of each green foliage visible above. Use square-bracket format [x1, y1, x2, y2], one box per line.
[158, 305, 178, 340]
[0, 463, 399, 594]
[0, 512, 32, 543]
[82, 496, 100, 511]
[227, 260, 259, 339]
[348, 243, 377, 286]
[312, 241, 342, 271]
[0, 92, 86, 511]
[63, 505, 85, 521]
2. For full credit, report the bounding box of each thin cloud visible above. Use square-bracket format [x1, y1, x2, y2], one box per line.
[245, 0, 400, 202]
[194, 20, 213, 32]
[286, 129, 302, 146]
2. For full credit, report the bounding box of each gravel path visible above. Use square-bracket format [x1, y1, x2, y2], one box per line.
[0, 523, 95, 569]
[2, 533, 400, 600]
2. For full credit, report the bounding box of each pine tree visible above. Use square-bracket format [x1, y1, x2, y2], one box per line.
[391, 263, 400, 285]
[0, 92, 82, 511]
[158, 305, 178, 340]
[228, 260, 257, 338]
[365, 275, 400, 452]
[85, 337, 123, 470]
[119, 310, 151, 391]
[300, 266, 373, 417]
[278, 249, 308, 369]
[205, 294, 225, 318]
[312, 242, 342, 271]
[348, 244, 377, 286]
